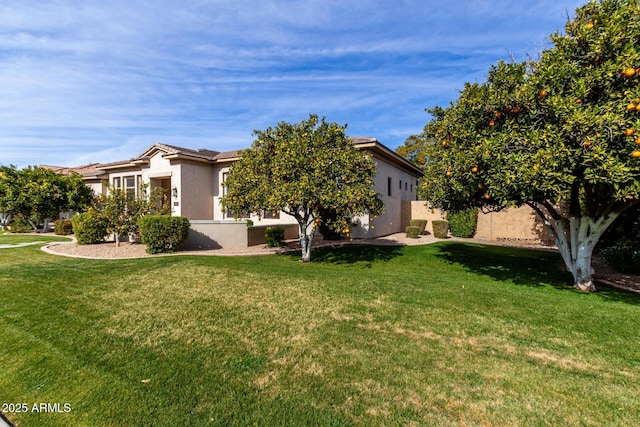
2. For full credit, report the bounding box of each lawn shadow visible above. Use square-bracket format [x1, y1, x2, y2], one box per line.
[281, 244, 404, 267]
[433, 242, 640, 303]
[433, 242, 574, 290]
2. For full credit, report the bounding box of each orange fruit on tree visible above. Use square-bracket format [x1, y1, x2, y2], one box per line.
[471, 166, 478, 173]
[624, 67, 636, 78]
[478, 183, 484, 189]
[625, 128, 636, 137]
[627, 103, 636, 111]
[635, 137, 640, 145]
[586, 22, 594, 29]
[583, 140, 592, 147]
[445, 171, 452, 177]
[539, 89, 548, 99]
[632, 150, 640, 158]
[489, 120, 495, 127]
[635, 104, 640, 112]
[442, 141, 448, 147]
[484, 194, 491, 200]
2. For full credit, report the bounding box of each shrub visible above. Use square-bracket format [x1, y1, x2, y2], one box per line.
[447, 208, 479, 238]
[9, 218, 33, 233]
[265, 226, 286, 247]
[54, 219, 74, 235]
[409, 219, 427, 235]
[432, 220, 449, 238]
[72, 211, 108, 244]
[599, 241, 640, 274]
[405, 225, 421, 238]
[138, 215, 190, 254]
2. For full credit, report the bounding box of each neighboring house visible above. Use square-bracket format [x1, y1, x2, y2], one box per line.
[48, 138, 423, 248]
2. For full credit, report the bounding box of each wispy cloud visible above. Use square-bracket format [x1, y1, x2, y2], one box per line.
[0, 0, 585, 167]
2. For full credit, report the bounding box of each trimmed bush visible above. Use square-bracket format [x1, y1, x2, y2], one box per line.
[405, 225, 421, 239]
[265, 226, 286, 247]
[432, 220, 449, 239]
[409, 219, 428, 235]
[447, 208, 479, 238]
[138, 215, 190, 254]
[54, 219, 73, 235]
[9, 218, 32, 233]
[72, 212, 108, 244]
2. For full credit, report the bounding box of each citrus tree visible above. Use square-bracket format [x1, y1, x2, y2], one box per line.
[222, 114, 384, 262]
[0, 166, 94, 232]
[405, 0, 640, 291]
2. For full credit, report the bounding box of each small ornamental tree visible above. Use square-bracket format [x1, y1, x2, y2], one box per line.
[99, 183, 170, 246]
[222, 114, 384, 262]
[402, 0, 640, 291]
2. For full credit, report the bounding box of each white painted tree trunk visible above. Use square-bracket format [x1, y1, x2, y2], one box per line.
[299, 222, 316, 262]
[544, 214, 619, 292]
[0, 213, 11, 231]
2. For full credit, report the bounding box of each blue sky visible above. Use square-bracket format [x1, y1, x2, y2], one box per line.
[1, 0, 585, 168]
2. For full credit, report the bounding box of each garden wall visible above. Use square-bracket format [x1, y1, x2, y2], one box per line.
[410, 201, 553, 245]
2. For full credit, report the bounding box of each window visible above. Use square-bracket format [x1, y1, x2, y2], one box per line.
[410, 183, 413, 192]
[113, 177, 121, 189]
[387, 177, 392, 197]
[399, 180, 402, 190]
[125, 175, 136, 199]
[405, 182, 408, 191]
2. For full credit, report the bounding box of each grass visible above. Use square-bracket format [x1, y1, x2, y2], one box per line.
[1, 235, 639, 426]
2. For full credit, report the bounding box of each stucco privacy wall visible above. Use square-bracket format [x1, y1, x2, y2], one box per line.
[410, 201, 552, 244]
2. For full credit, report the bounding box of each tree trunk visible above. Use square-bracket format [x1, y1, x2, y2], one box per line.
[299, 222, 316, 262]
[41, 218, 50, 233]
[26, 219, 38, 232]
[544, 215, 619, 292]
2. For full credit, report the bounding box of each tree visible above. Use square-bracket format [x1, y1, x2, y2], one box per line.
[0, 166, 18, 230]
[402, 0, 640, 291]
[0, 166, 94, 232]
[222, 114, 384, 262]
[98, 183, 170, 246]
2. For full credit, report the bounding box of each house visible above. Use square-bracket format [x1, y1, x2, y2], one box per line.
[54, 138, 423, 248]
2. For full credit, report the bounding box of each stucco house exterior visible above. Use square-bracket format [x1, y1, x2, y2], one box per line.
[54, 137, 423, 248]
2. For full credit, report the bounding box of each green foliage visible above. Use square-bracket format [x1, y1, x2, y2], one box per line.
[401, 0, 640, 290]
[432, 220, 449, 238]
[72, 211, 108, 244]
[9, 218, 33, 233]
[222, 114, 384, 261]
[138, 215, 190, 254]
[409, 219, 428, 235]
[0, 166, 94, 232]
[405, 225, 421, 238]
[98, 183, 170, 244]
[265, 226, 286, 247]
[317, 207, 342, 240]
[54, 219, 73, 235]
[447, 208, 479, 238]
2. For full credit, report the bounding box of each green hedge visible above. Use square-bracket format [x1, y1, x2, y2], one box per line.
[447, 208, 479, 238]
[9, 218, 32, 233]
[72, 212, 108, 244]
[138, 215, 190, 254]
[432, 220, 449, 239]
[54, 219, 74, 235]
[409, 219, 427, 235]
[265, 226, 286, 247]
[405, 225, 421, 239]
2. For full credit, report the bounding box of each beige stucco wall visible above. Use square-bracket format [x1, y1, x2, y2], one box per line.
[351, 155, 419, 239]
[475, 205, 552, 244]
[177, 160, 214, 220]
[186, 220, 248, 249]
[409, 201, 447, 235]
[410, 201, 552, 244]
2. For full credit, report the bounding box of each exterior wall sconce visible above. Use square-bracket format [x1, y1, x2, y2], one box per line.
[172, 186, 178, 198]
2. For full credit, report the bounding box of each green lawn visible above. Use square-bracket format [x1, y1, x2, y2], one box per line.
[1, 236, 639, 426]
